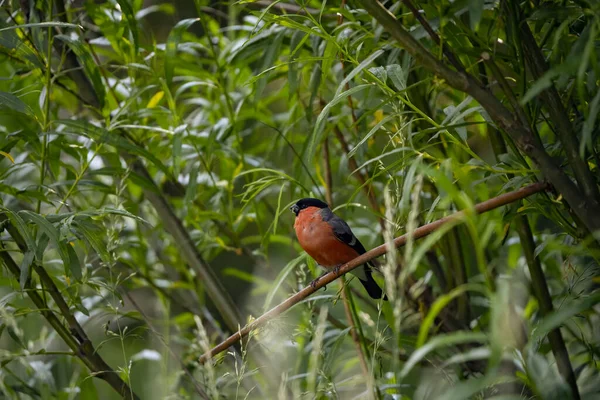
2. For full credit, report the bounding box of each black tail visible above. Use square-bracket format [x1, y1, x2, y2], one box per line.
[358, 269, 387, 300]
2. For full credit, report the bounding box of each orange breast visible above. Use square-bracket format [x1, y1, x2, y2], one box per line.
[294, 208, 360, 268]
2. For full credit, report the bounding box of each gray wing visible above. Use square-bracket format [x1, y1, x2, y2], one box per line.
[321, 209, 368, 255]
[321, 209, 385, 300]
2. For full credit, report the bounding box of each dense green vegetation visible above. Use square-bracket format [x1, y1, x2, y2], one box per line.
[1, 0, 599, 399]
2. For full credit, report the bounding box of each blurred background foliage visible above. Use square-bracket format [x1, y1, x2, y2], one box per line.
[0, 0, 599, 399]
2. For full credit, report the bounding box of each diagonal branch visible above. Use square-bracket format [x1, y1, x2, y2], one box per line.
[357, 0, 600, 237]
[199, 182, 549, 363]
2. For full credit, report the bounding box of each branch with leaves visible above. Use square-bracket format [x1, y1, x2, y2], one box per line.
[199, 182, 548, 363]
[0, 214, 140, 400]
[358, 0, 600, 237]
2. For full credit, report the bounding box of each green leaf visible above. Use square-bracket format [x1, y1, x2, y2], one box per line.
[116, 0, 139, 52]
[55, 35, 106, 109]
[255, 30, 285, 101]
[530, 292, 600, 344]
[288, 30, 308, 96]
[78, 372, 100, 400]
[528, 4, 582, 21]
[74, 220, 111, 264]
[2, 209, 37, 255]
[368, 66, 387, 83]
[386, 64, 406, 91]
[348, 112, 402, 157]
[165, 18, 199, 86]
[305, 84, 374, 165]
[18, 211, 76, 280]
[335, 49, 384, 97]
[45, 207, 148, 225]
[7, 326, 26, 349]
[66, 243, 82, 280]
[271, 182, 286, 236]
[468, 0, 484, 31]
[307, 61, 321, 125]
[0, 22, 81, 32]
[263, 254, 306, 311]
[438, 375, 504, 400]
[576, 22, 595, 105]
[55, 119, 171, 177]
[35, 233, 50, 262]
[401, 331, 488, 378]
[184, 166, 199, 208]
[19, 251, 34, 289]
[0, 91, 37, 118]
[526, 350, 572, 399]
[417, 283, 488, 347]
[521, 58, 578, 105]
[320, 39, 337, 90]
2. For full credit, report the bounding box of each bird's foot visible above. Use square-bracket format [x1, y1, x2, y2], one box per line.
[310, 278, 327, 292]
[310, 277, 320, 289]
[310, 270, 330, 290]
[333, 264, 342, 275]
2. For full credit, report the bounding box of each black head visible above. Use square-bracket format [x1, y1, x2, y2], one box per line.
[290, 198, 329, 216]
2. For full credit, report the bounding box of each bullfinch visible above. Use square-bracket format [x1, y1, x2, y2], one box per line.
[290, 198, 386, 300]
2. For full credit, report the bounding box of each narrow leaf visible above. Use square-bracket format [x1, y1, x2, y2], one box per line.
[19, 251, 34, 289]
[19, 211, 74, 279]
[55, 35, 106, 109]
[305, 84, 373, 165]
[3, 208, 37, 256]
[0, 91, 36, 118]
[74, 220, 111, 264]
[116, 0, 139, 52]
[165, 19, 199, 85]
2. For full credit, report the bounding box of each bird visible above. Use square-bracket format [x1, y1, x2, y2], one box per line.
[290, 198, 386, 300]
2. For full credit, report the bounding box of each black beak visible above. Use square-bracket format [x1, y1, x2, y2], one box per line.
[290, 204, 299, 215]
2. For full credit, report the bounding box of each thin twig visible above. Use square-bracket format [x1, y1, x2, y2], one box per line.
[199, 182, 549, 363]
[401, 0, 466, 72]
